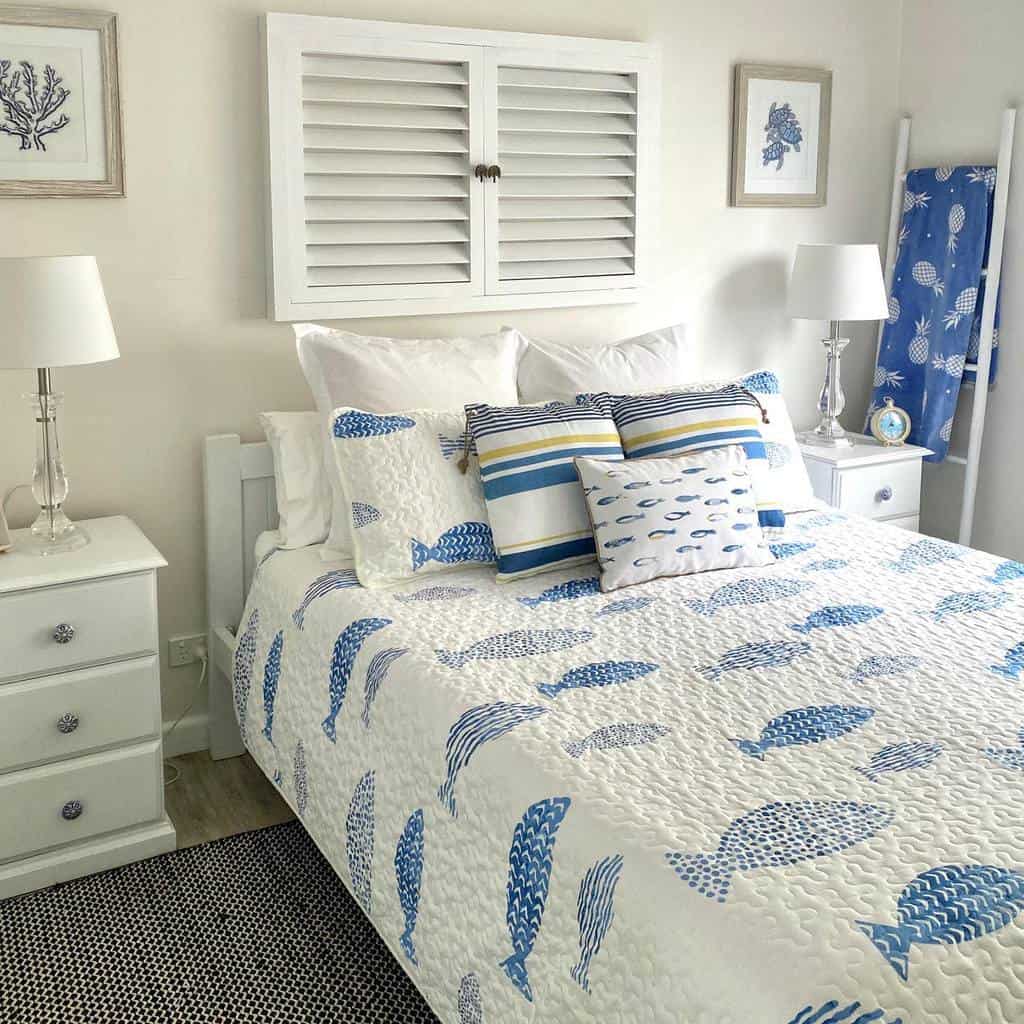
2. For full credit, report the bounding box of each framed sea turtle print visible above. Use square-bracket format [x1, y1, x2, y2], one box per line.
[731, 64, 831, 207]
[0, 7, 123, 196]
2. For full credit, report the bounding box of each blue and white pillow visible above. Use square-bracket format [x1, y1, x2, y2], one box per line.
[465, 400, 624, 580]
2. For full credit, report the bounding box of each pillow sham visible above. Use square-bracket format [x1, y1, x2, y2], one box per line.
[295, 324, 525, 560]
[259, 411, 331, 549]
[465, 399, 624, 581]
[597, 384, 785, 529]
[576, 447, 773, 591]
[514, 322, 691, 403]
[331, 406, 494, 588]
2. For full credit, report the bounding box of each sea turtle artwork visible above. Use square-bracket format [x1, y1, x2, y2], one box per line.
[763, 101, 803, 171]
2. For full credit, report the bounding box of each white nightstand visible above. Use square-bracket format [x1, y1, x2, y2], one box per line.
[798, 434, 932, 531]
[0, 516, 176, 899]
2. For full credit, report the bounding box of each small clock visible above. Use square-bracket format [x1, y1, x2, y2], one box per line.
[870, 397, 912, 447]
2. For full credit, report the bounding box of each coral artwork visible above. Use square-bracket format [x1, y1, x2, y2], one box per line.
[762, 101, 802, 171]
[0, 59, 71, 152]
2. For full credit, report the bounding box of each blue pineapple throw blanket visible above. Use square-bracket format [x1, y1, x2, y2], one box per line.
[867, 166, 1000, 462]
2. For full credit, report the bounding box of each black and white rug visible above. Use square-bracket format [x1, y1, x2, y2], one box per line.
[0, 822, 439, 1023]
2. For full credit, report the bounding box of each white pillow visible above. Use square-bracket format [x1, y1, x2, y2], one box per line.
[514, 323, 692, 403]
[294, 324, 525, 560]
[259, 411, 331, 549]
[331, 406, 494, 588]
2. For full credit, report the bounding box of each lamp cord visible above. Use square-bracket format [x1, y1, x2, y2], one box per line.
[162, 645, 208, 787]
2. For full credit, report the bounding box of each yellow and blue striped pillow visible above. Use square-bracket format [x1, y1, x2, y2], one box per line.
[465, 400, 624, 580]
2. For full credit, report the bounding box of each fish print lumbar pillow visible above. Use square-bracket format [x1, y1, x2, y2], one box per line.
[331, 407, 495, 588]
[575, 446, 774, 591]
[464, 398, 624, 581]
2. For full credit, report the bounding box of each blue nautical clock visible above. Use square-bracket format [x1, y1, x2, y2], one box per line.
[870, 397, 912, 446]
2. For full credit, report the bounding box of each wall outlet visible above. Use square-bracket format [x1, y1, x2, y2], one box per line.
[168, 634, 206, 668]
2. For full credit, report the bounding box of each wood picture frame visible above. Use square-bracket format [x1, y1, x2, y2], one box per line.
[731, 63, 831, 208]
[0, 6, 124, 196]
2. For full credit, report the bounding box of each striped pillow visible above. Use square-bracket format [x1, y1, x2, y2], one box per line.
[597, 385, 785, 529]
[465, 400, 624, 580]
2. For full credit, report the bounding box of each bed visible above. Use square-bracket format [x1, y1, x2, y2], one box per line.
[204, 433, 1024, 1023]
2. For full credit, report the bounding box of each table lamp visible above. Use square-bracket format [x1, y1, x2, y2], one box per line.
[0, 256, 119, 554]
[787, 243, 889, 447]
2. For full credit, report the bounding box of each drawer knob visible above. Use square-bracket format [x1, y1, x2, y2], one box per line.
[61, 799, 84, 821]
[877, 486, 894, 502]
[53, 623, 76, 644]
[57, 712, 80, 734]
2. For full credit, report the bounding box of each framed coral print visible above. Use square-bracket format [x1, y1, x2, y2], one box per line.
[0, 7, 123, 196]
[731, 64, 831, 208]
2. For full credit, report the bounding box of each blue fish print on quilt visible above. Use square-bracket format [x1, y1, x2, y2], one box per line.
[411, 521, 495, 572]
[886, 538, 962, 574]
[501, 796, 572, 1002]
[458, 973, 482, 1024]
[797, 512, 847, 530]
[982, 725, 1024, 771]
[858, 864, 1024, 981]
[333, 409, 415, 439]
[322, 617, 392, 741]
[666, 800, 894, 902]
[346, 770, 375, 915]
[765, 441, 792, 469]
[770, 542, 816, 560]
[571, 853, 624, 993]
[537, 660, 659, 700]
[438, 702, 548, 817]
[732, 705, 875, 760]
[791, 605, 884, 634]
[701, 640, 812, 681]
[438, 431, 475, 460]
[394, 809, 425, 965]
[351, 501, 382, 529]
[292, 741, 308, 817]
[856, 741, 943, 782]
[991, 640, 1024, 680]
[232, 608, 259, 744]
[518, 576, 601, 608]
[563, 722, 670, 759]
[922, 589, 1009, 622]
[361, 647, 408, 728]
[803, 559, 850, 573]
[787, 1000, 903, 1024]
[261, 630, 284, 744]
[253, 546, 278, 580]
[394, 585, 476, 603]
[292, 569, 360, 629]
[850, 655, 923, 684]
[436, 629, 594, 670]
[685, 578, 811, 617]
[594, 595, 656, 619]
[988, 560, 1024, 586]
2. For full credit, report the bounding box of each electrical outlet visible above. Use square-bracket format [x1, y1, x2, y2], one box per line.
[168, 634, 206, 668]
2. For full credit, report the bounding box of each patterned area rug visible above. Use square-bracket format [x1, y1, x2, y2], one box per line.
[0, 821, 438, 1023]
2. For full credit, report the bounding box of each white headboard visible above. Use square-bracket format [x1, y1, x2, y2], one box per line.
[203, 434, 278, 758]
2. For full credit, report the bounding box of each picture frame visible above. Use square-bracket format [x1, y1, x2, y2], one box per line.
[0, 6, 123, 197]
[731, 63, 831, 208]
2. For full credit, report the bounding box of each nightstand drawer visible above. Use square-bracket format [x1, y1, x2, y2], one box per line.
[0, 741, 163, 864]
[0, 573, 158, 683]
[834, 459, 922, 520]
[0, 658, 161, 774]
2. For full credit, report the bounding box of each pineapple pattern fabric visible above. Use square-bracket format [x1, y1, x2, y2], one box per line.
[867, 166, 1000, 461]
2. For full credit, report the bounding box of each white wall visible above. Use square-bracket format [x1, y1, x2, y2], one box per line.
[0, 0, 901, 741]
[897, 0, 1023, 560]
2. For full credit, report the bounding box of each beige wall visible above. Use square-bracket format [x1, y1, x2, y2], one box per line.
[0, 0, 901, 742]
[898, 0, 1023, 560]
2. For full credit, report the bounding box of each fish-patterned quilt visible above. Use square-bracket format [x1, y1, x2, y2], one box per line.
[235, 513, 1024, 1023]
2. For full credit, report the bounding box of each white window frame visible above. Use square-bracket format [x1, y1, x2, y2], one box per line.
[263, 13, 660, 321]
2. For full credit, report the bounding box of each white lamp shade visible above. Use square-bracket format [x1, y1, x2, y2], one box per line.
[787, 243, 890, 322]
[0, 255, 119, 369]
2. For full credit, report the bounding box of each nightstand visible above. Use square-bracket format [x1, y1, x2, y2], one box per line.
[798, 434, 932, 531]
[0, 516, 176, 899]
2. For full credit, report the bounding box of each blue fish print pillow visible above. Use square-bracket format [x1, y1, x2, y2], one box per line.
[331, 406, 496, 589]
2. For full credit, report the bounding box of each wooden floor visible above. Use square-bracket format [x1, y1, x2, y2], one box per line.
[164, 751, 295, 849]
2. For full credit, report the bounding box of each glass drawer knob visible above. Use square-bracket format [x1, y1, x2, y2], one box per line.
[53, 623, 75, 644]
[878, 486, 893, 502]
[61, 800, 83, 821]
[57, 712, 80, 734]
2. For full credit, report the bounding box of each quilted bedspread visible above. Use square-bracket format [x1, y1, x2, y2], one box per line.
[234, 513, 1024, 1023]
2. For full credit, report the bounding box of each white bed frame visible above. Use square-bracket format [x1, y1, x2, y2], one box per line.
[203, 434, 278, 760]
